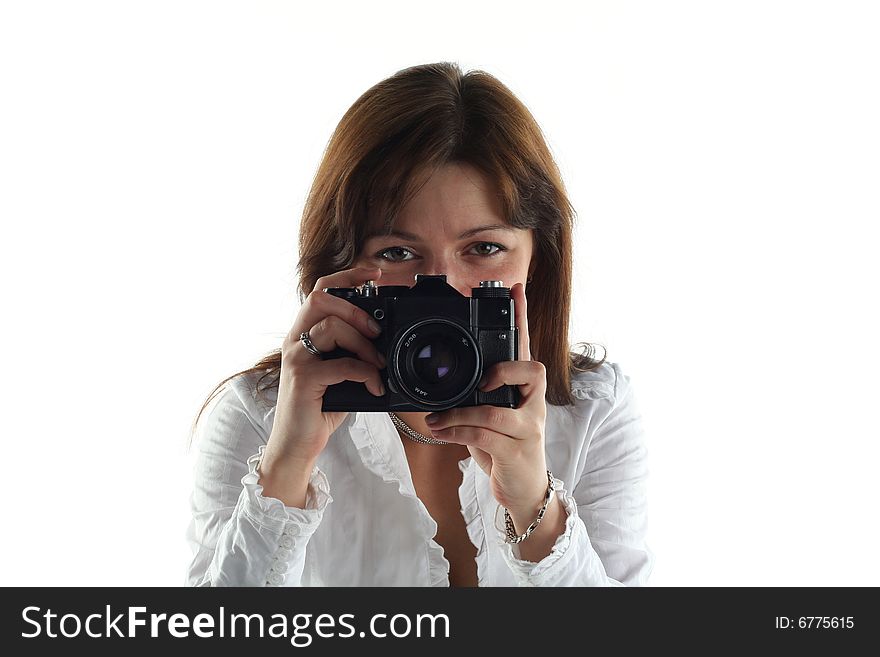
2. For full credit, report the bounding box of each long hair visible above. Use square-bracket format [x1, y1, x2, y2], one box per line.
[190, 62, 605, 441]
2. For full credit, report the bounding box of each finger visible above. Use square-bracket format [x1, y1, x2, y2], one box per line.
[296, 357, 386, 399]
[513, 282, 531, 361]
[313, 266, 383, 294]
[477, 360, 546, 410]
[425, 404, 524, 440]
[293, 287, 384, 342]
[295, 314, 385, 370]
[430, 424, 506, 455]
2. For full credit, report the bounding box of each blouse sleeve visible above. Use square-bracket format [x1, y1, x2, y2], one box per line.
[184, 376, 333, 587]
[499, 363, 655, 586]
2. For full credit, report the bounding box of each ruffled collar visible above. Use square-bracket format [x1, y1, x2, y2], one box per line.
[348, 412, 471, 586]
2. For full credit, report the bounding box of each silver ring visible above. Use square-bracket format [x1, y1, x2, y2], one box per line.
[299, 331, 324, 359]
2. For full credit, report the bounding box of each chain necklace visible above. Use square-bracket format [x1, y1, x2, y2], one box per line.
[387, 412, 449, 446]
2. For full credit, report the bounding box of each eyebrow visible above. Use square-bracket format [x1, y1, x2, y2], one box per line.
[363, 224, 516, 242]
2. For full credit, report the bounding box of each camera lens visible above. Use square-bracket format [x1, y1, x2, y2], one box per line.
[412, 341, 458, 384]
[391, 319, 481, 408]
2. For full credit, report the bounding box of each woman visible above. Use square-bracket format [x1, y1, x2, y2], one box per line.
[185, 62, 653, 586]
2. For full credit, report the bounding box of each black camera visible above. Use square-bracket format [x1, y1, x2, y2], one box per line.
[320, 274, 520, 412]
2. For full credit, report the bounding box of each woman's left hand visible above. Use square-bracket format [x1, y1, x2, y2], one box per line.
[424, 282, 550, 524]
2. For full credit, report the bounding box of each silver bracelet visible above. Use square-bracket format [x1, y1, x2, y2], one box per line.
[503, 470, 555, 544]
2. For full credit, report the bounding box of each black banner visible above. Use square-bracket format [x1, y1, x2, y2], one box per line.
[3, 587, 874, 652]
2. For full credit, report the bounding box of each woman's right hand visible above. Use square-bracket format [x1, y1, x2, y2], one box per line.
[263, 266, 387, 472]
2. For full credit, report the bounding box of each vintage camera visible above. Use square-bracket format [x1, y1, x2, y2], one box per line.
[321, 274, 520, 412]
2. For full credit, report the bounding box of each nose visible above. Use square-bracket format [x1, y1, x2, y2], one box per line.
[420, 261, 472, 297]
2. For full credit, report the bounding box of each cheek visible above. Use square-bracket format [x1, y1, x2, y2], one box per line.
[477, 255, 529, 278]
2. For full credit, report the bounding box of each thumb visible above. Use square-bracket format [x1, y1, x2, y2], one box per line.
[467, 446, 493, 475]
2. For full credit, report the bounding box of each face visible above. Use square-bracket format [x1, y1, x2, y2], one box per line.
[353, 162, 534, 297]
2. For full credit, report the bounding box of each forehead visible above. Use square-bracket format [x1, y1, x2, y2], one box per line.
[365, 162, 509, 241]
[363, 223, 518, 243]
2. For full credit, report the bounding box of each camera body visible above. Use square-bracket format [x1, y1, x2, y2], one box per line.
[321, 274, 520, 412]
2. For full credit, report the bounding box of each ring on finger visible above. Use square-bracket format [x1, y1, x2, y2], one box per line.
[299, 330, 324, 359]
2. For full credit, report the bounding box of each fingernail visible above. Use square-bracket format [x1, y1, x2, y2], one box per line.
[425, 414, 439, 425]
[377, 352, 387, 367]
[368, 319, 382, 334]
[478, 376, 488, 389]
[376, 382, 385, 396]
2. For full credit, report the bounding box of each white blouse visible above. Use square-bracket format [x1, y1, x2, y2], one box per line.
[185, 360, 654, 586]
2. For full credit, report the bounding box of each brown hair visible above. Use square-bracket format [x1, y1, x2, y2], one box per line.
[190, 62, 605, 442]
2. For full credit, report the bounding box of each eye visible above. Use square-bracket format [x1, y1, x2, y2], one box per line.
[470, 242, 506, 257]
[374, 242, 507, 263]
[375, 246, 416, 262]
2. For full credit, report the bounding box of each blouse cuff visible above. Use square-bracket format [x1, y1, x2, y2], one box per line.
[498, 475, 584, 586]
[240, 444, 333, 535]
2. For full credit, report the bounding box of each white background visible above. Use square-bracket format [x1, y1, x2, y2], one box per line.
[1, 1, 877, 586]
